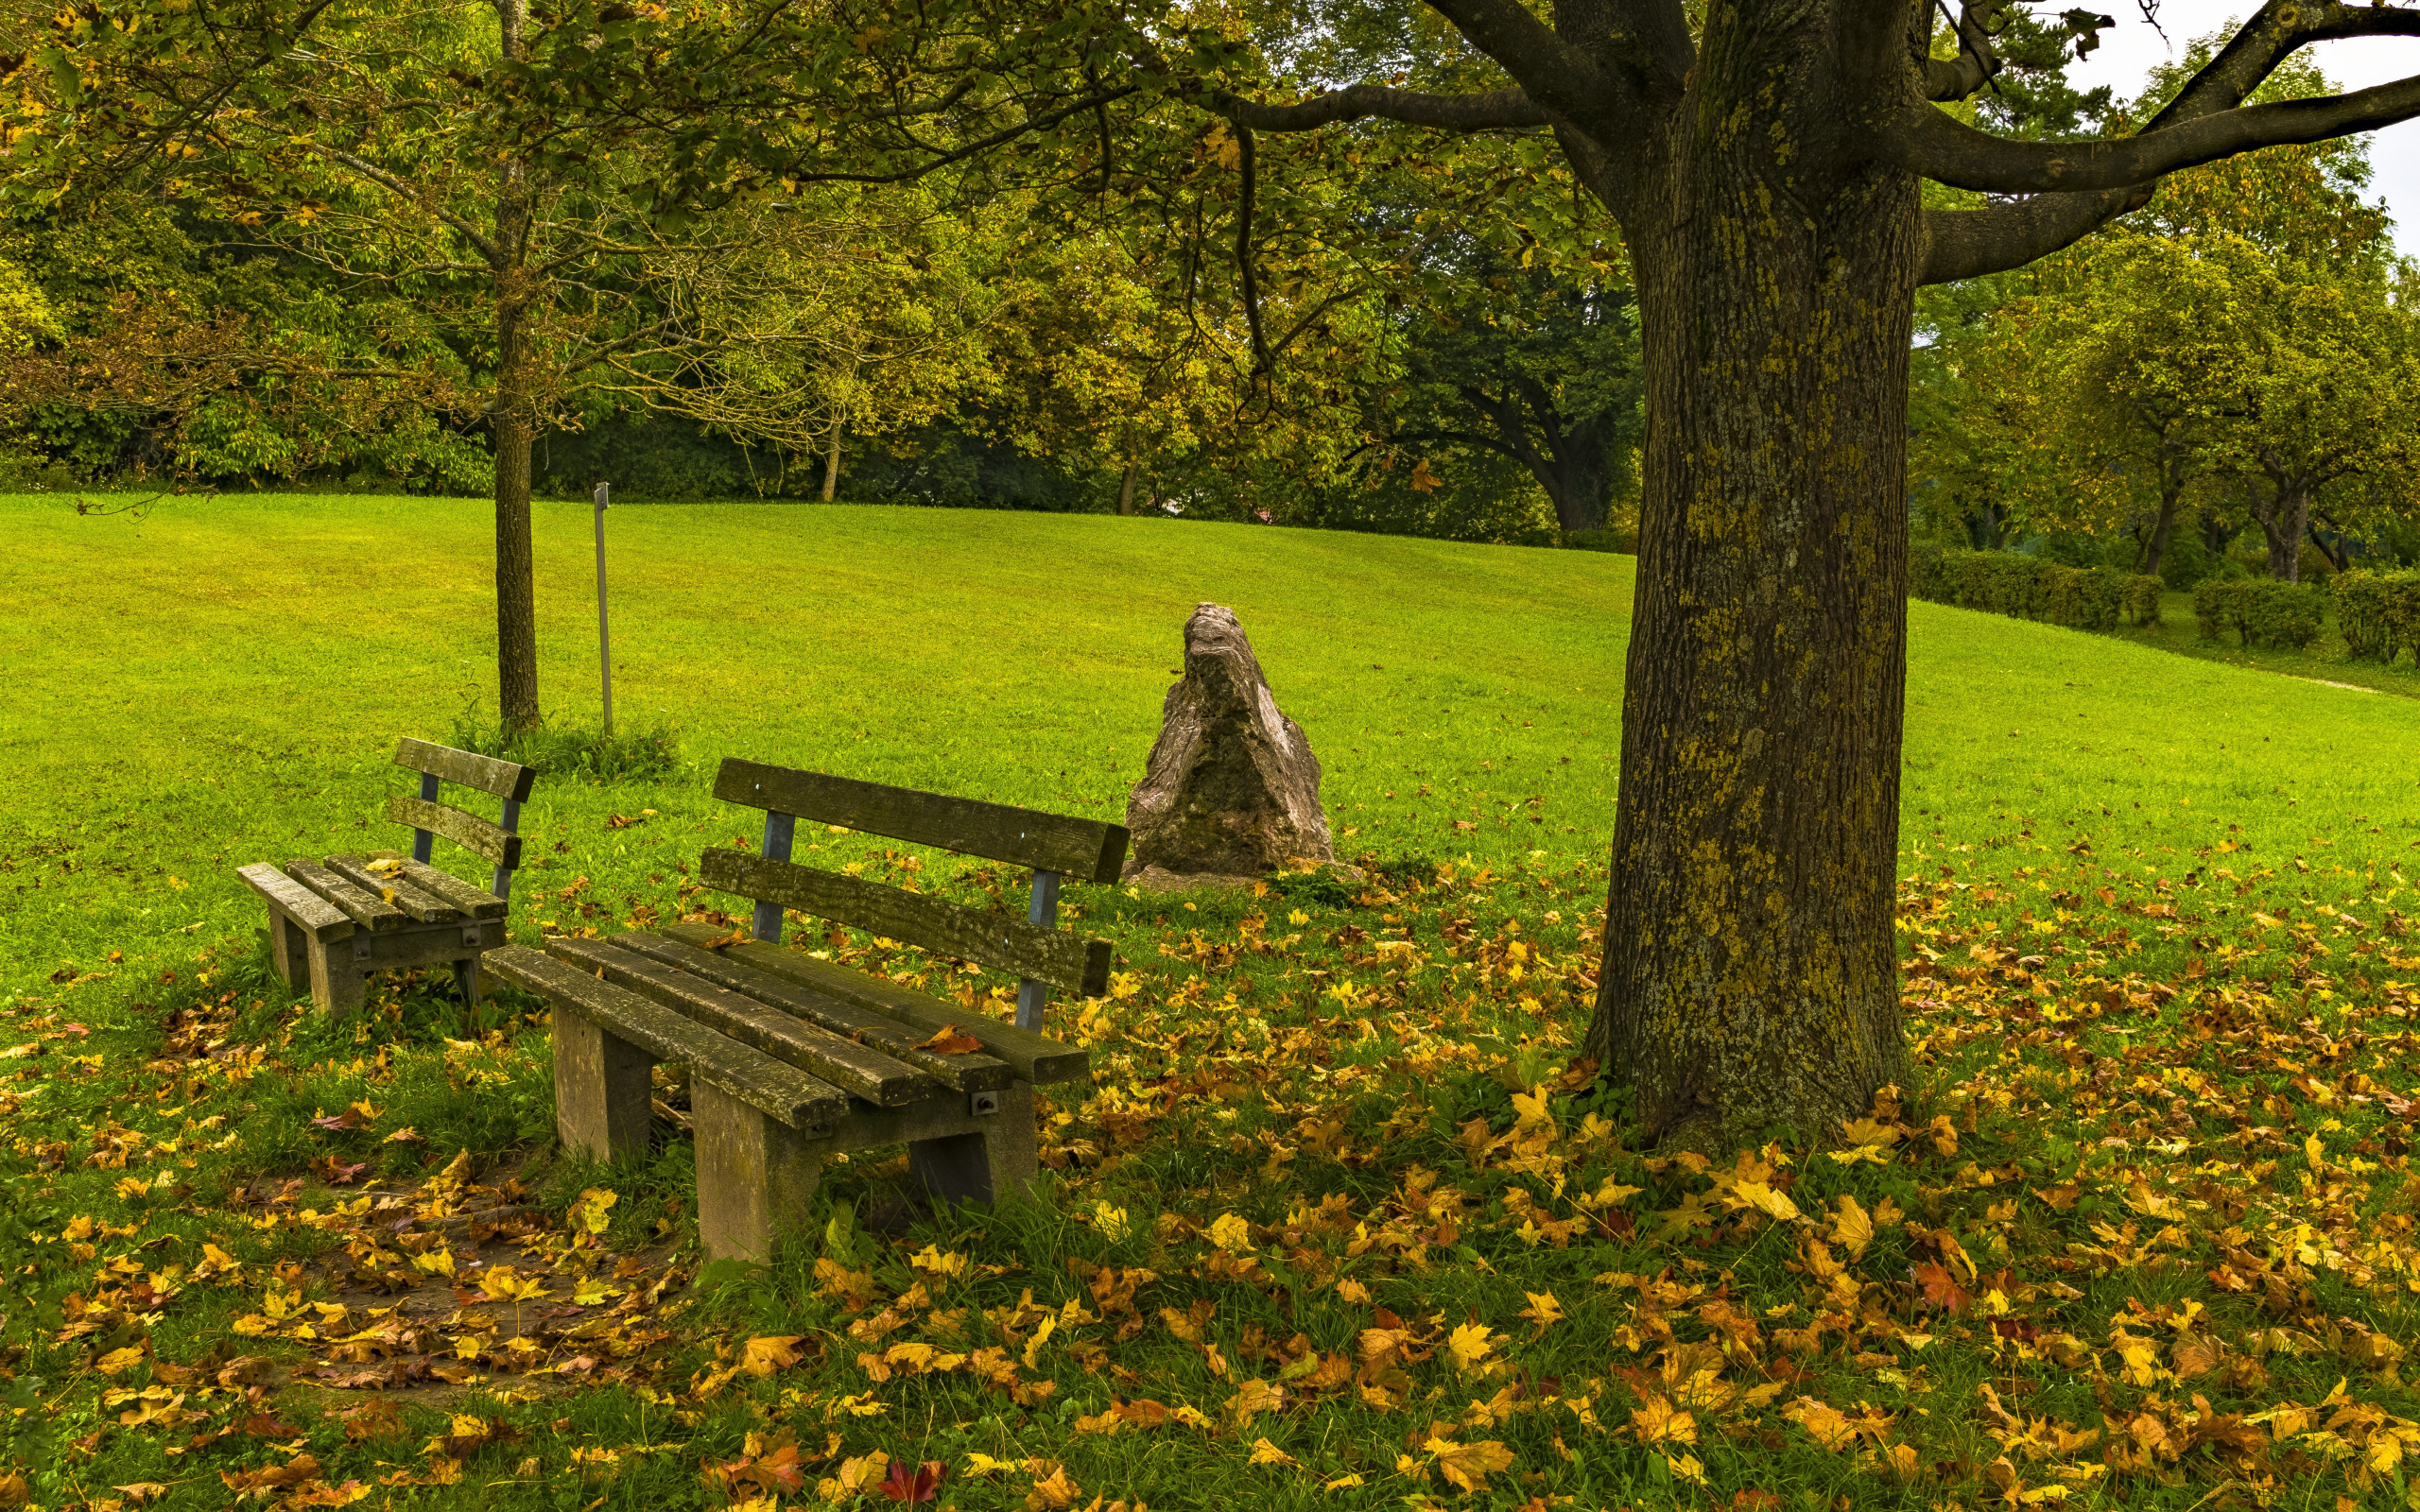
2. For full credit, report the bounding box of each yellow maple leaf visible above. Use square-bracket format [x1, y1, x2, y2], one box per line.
[1520, 1290, 1564, 1336]
[477, 1265, 549, 1304]
[1833, 1194, 1874, 1259]
[1731, 1180, 1801, 1222]
[1024, 1462, 1080, 1510]
[1321, 1473, 1366, 1490]
[964, 1453, 1020, 1477]
[1207, 1213, 1254, 1253]
[1785, 1396, 1858, 1450]
[1022, 1314, 1056, 1370]
[1425, 1435, 1514, 1491]
[1666, 1452, 1707, 1486]
[1631, 1395, 1697, 1445]
[1249, 1437, 1298, 1467]
[576, 1187, 617, 1234]
[1446, 1322, 1497, 1375]
[741, 1335, 804, 1376]
[1334, 1278, 1372, 1305]
[1228, 1378, 1285, 1425]
[909, 1245, 968, 1280]
[95, 1345, 147, 1375]
[836, 1452, 890, 1495]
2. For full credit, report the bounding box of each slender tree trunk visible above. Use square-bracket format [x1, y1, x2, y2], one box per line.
[1586, 123, 1918, 1145]
[486, 0, 540, 734]
[2143, 490, 2180, 580]
[821, 416, 842, 503]
[2268, 488, 2308, 581]
[1117, 460, 1141, 516]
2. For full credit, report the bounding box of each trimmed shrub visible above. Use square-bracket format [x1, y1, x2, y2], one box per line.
[2331, 568, 2420, 664]
[1911, 548, 2162, 631]
[2194, 578, 2326, 649]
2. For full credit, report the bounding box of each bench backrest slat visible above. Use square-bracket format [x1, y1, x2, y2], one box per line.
[714, 759, 1129, 883]
[387, 795, 524, 871]
[395, 737, 537, 802]
[700, 848, 1112, 997]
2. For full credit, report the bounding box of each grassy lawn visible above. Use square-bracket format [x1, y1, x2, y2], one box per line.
[5, 493, 2420, 1511]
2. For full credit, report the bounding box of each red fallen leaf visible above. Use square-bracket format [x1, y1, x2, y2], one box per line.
[311, 1109, 369, 1132]
[749, 1441, 809, 1496]
[240, 1411, 301, 1437]
[1910, 1261, 1972, 1314]
[876, 1459, 945, 1503]
[1373, 1307, 1405, 1331]
[311, 1157, 370, 1185]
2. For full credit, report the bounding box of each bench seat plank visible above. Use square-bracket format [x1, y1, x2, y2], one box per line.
[236, 863, 355, 943]
[359, 852, 510, 919]
[284, 858, 409, 932]
[546, 938, 941, 1107]
[395, 737, 537, 802]
[321, 855, 463, 923]
[608, 932, 1014, 1094]
[700, 849, 1112, 996]
[485, 946, 846, 1132]
[656, 922, 1091, 1085]
[716, 758, 1128, 882]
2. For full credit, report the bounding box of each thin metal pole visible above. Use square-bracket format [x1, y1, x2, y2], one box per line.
[592, 481, 614, 736]
[753, 812, 796, 943]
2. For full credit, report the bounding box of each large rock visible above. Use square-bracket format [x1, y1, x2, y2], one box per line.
[1124, 604, 1339, 886]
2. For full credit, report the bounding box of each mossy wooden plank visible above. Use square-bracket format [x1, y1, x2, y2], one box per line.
[700, 848, 1112, 995]
[546, 938, 939, 1107]
[322, 854, 462, 923]
[236, 863, 354, 943]
[657, 921, 1090, 1085]
[714, 758, 1129, 883]
[393, 737, 536, 802]
[485, 946, 844, 1131]
[386, 795, 523, 869]
[360, 851, 509, 919]
[609, 931, 1014, 1094]
[284, 858, 408, 932]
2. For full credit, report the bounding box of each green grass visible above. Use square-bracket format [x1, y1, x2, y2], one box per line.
[8, 494, 2420, 1512]
[2101, 581, 2420, 697]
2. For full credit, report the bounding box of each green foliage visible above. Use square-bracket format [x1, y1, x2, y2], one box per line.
[1910, 547, 2160, 630]
[2329, 568, 2420, 664]
[447, 706, 683, 783]
[2192, 577, 2327, 649]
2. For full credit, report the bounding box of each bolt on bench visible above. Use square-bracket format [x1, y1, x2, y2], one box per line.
[482, 756, 1130, 1262]
[235, 738, 533, 1016]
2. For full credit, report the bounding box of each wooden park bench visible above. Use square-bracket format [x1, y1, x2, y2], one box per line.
[481, 756, 1128, 1262]
[235, 738, 533, 1016]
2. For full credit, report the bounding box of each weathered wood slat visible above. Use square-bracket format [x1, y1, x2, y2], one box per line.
[236, 863, 354, 944]
[393, 738, 537, 802]
[608, 932, 1014, 1094]
[546, 938, 939, 1107]
[360, 851, 509, 919]
[385, 796, 523, 870]
[484, 946, 845, 1131]
[321, 855, 462, 923]
[656, 922, 1091, 1085]
[700, 848, 1113, 995]
[714, 759, 1130, 884]
[284, 858, 409, 933]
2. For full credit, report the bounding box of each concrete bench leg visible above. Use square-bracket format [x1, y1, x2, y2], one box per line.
[453, 957, 480, 1011]
[693, 1081, 824, 1263]
[266, 910, 311, 994]
[909, 1083, 1037, 1208]
[305, 936, 367, 1017]
[553, 1010, 652, 1161]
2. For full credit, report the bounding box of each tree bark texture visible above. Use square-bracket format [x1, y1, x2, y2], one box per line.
[1567, 0, 1922, 1145]
[822, 418, 843, 503]
[1117, 460, 1141, 516]
[2249, 461, 2311, 581]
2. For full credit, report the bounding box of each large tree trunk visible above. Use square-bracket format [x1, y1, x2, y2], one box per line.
[1586, 120, 1917, 1145]
[1117, 459, 1141, 516]
[491, 282, 540, 735]
[2246, 468, 2309, 582]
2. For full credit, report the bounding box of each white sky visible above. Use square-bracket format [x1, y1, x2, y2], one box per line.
[2065, 2, 2420, 255]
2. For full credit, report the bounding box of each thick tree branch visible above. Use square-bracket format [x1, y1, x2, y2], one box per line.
[1210, 84, 1546, 133]
[1422, 0, 1623, 124]
[1923, 0, 2005, 101]
[1236, 125, 1270, 375]
[1888, 72, 2420, 192]
[1917, 184, 2149, 284]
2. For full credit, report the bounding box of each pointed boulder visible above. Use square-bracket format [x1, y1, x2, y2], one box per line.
[1124, 604, 1338, 885]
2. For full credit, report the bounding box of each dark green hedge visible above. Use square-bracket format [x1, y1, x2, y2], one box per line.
[2329, 568, 2420, 663]
[1910, 547, 2161, 631]
[2192, 577, 2326, 649]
